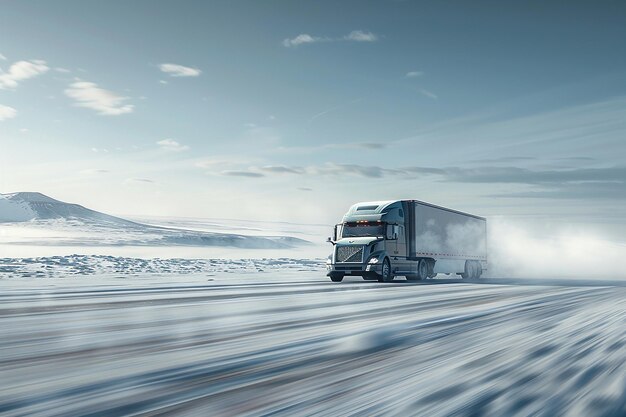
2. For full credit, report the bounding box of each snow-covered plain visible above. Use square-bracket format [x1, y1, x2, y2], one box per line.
[1, 273, 625, 416]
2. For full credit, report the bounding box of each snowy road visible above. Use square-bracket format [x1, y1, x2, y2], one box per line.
[1, 273, 625, 416]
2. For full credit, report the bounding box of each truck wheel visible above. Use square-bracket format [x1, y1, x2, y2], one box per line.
[417, 259, 429, 280]
[329, 273, 344, 282]
[378, 258, 393, 282]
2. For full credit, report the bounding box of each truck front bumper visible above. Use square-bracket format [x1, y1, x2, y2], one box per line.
[326, 263, 382, 276]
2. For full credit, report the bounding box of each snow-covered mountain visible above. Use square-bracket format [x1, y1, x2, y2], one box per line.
[0, 192, 311, 249]
[0, 193, 37, 222]
[1, 192, 136, 225]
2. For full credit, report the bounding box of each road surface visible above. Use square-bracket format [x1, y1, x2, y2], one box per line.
[1, 273, 625, 416]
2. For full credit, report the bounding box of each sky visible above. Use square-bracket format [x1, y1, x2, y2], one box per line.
[1, 0, 626, 234]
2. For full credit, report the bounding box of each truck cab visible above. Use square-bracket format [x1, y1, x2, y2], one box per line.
[326, 201, 407, 282]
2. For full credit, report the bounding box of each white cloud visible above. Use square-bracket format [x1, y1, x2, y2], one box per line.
[55, 67, 71, 73]
[158, 63, 201, 77]
[282, 34, 325, 47]
[283, 31, 378, 47]
[0, 59, 49, 89]
[344, 30, 378, 42]
[64, 81, 134, 115]
[156, 139, 189, 152]
[0, 104, 17, 121]
[406, 71, 423, 78]
[0, 53, 6, 60]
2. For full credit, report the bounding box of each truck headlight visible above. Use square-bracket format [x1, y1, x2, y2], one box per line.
[368, 257, 379, 264]
[326, 256, 332, 264]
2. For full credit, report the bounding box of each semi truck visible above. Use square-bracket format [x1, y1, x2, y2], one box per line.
[326, 200, 487, 282]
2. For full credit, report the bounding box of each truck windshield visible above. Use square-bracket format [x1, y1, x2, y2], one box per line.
[341, 222, 385, 238]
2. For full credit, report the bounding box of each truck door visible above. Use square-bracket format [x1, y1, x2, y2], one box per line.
[396, 225, 407, 258]
[387, 224, 399, 256]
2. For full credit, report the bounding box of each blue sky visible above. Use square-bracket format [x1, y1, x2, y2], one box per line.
[1, 0, 625, 232]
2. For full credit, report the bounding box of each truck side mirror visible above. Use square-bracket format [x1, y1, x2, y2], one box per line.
[327, 236, 336, 245]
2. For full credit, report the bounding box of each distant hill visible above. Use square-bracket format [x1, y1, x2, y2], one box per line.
[0, 192, 311, 249]
[1, 192, 137, 225]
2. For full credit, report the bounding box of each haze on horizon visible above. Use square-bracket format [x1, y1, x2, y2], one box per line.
[1, 0, 625, 237]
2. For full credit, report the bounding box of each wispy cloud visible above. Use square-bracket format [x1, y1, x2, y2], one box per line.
[258, 165, 306, 174]
[340, 142, 386, 150]
[406, 71, 423, 78]
[65, 81, 134, 115]
[309, 98, 364, 123]
[123, 178, 158, 186]
[197, 158, 626, 200]
[204, 162, 397, 179]
[275, 141, 388, 154]
[468, 156, 536, 164]
[0, 53, 6, 61]
[344, 30, 378, 42]
[283, 30, 378, 47]
[282, 34, 326, 47]
[156, 139, 189, 152]
[311, 163, 391, 178]
[419, 89, 438, 100]
[0, 59, 49, 89]
[222, 170, 265, 178]
[0, 104, 17, 121]
[128, 178, 155, 183]
[158, 63, 201, 77]
[80, 169, 110, 175]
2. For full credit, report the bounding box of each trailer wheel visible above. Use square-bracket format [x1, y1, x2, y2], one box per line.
[461, 260, 472, 279]
[378, 258, 393, 282]
[462, 261, 481, 279]
[329, 273, 344, 282]
[475, 262, 483, 279]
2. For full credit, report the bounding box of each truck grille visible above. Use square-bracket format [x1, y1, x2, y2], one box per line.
[336, 245, 364, 263]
